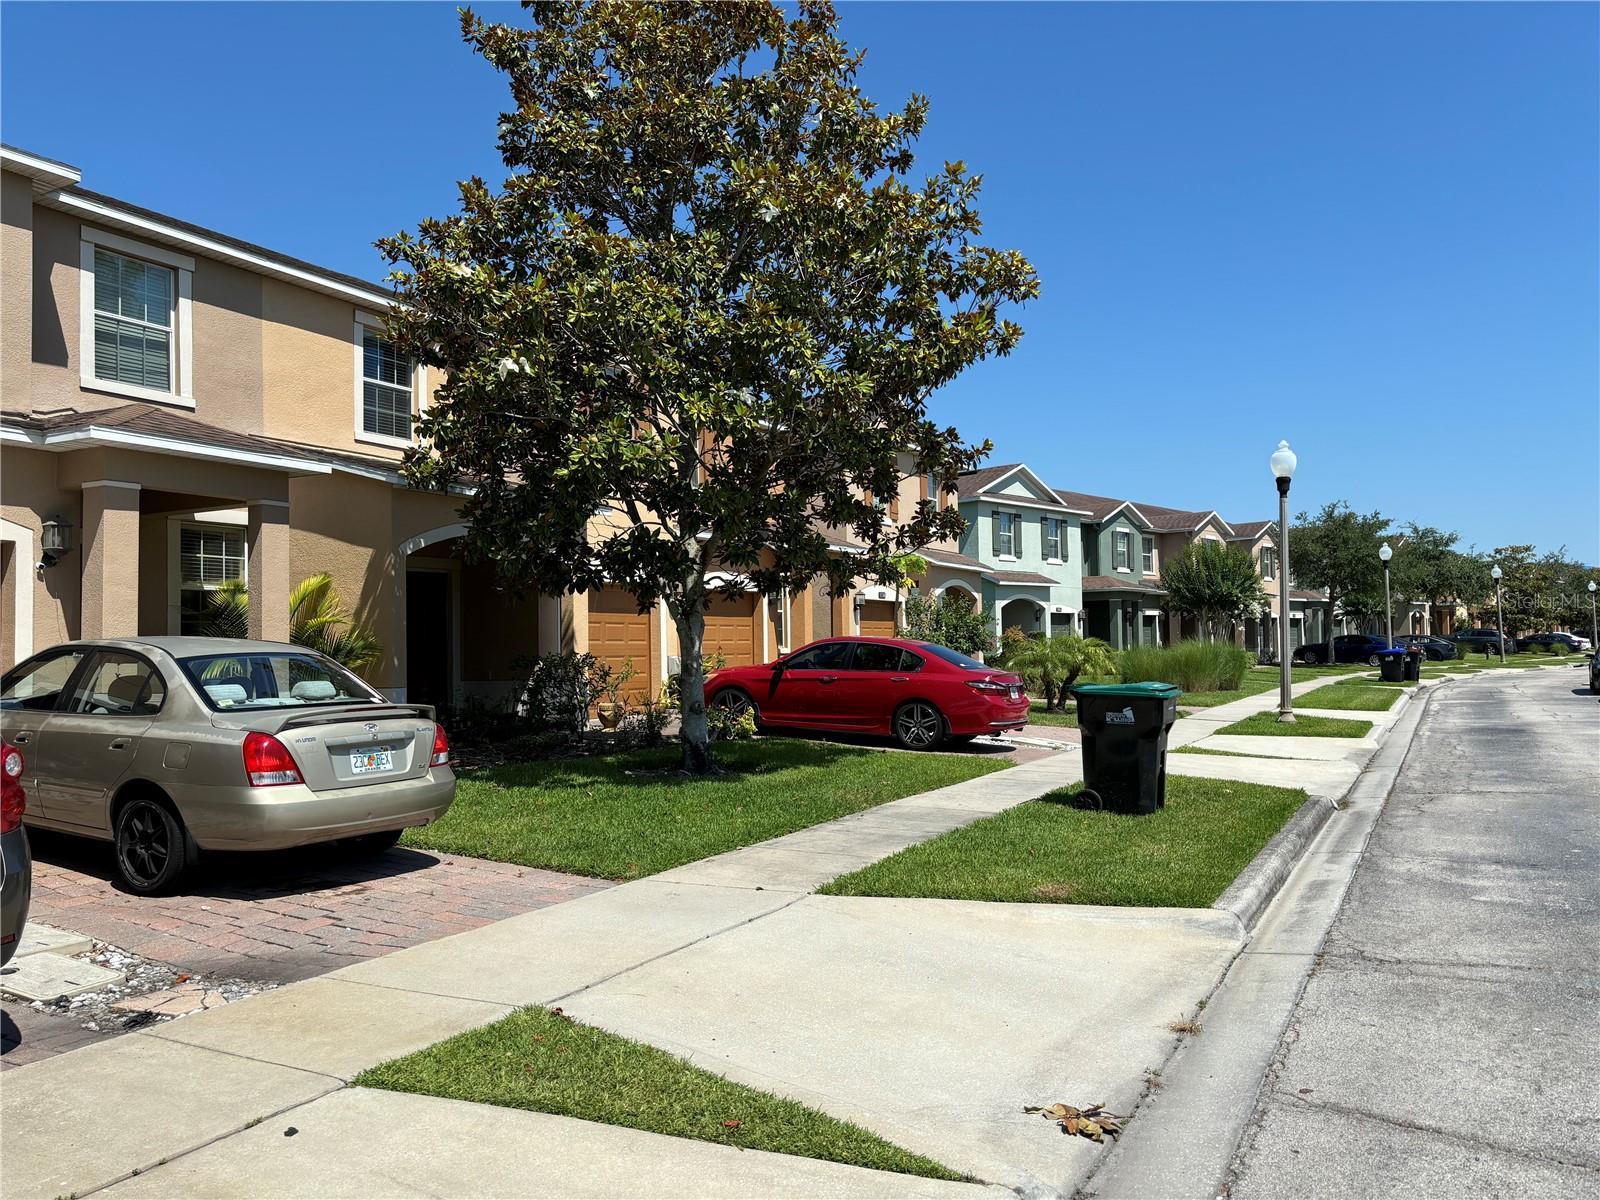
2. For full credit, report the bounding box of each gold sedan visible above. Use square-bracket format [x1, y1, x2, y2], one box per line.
[0, 638, 455, 894]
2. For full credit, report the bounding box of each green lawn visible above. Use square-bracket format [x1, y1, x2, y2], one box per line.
[819, 777, 1306, 908]
[1027, 702, 1078, 728]
[1170, 746, 1269, 758]
[1216, 712, 1373, 738]
[1297, 683, 1402, 711]
[405, 739, 1007, 880]
[356, 1007, 959, 1181]
[1173, 666, 1369, 708]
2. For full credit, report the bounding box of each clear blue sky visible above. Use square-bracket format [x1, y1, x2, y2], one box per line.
[5, 2, 1595, 561]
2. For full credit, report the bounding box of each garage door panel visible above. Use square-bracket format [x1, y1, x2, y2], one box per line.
[588, 588, 651, 701]
[859, 600, 898, 639]
[704, 594, 757, 667]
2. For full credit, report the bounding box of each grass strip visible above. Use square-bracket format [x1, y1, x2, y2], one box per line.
[1171, 745, 1272, 758]
[819, 776, 1307, 908]
[1297, 683, 1401, 711]
[1027, 703, 1078, 728]
[356, 1007, 961, 1181]
[405, 738, 1007, 880]
[1216, 712, 1373, 738]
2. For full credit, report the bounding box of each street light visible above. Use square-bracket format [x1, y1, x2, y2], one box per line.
[1491, 565, 1505, 663]
[1270, 440, 1297, 723]
[1379, 542, 1394, 648]
[1588, 579, 1597, 650]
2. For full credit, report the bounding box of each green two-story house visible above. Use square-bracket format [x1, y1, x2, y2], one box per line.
[955, 464, 1089, 644]
[1053, 489, 1170, 649]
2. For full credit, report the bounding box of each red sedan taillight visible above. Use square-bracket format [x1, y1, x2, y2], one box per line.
[1, 743, 24, 833]
[966, 679, 1012, 694]
[429, 723, 451, 767]
[243, 732, 303, 787]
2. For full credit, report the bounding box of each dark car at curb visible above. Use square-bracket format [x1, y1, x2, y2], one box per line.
[1517, 631, 1592, 654]
[1450, 628, 1517, 656]
[1393, 634, 1460, 661]
[1292, 634, 1394, 666]
[706, 636, 1029, 751]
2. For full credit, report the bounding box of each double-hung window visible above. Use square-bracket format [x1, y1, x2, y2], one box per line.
[995, 511, 1017, 558]
[1044, 518, 1062, 562]
[1261, 547, 1278, 580]
[178, 523, 247, 635]
[1141, 535, 1156, 573]
[81, 229, 194, 405]
[1115, 530, 1131, 570]
[359, 327, 414, 443]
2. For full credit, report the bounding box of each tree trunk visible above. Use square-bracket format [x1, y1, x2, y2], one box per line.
[672, 604, 716, 774]
[1327, 596, 1337, 655]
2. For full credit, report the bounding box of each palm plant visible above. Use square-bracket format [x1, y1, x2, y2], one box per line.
[196, 573, 382, 673]
[1001, 633, 1118, 712]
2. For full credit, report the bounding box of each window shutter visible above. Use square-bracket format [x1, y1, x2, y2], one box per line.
[992, 509, 1000, 554]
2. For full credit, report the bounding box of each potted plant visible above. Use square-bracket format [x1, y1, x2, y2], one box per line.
[593, 658, 636, 730]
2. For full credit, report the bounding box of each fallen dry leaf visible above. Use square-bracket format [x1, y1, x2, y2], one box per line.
[1024, 1102, 1126, 1142]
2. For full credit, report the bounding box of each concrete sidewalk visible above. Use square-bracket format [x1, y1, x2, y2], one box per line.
[2, 669, 1451, 1200]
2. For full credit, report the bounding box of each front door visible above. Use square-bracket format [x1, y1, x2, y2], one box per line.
[406, 570, 452, 709]
[32, 650, 166, 831]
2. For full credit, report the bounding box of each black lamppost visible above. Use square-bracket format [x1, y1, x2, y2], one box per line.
[1270, 440, 1297, 722]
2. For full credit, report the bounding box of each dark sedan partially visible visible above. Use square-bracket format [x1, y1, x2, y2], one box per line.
[1, 741, 29, 967]
[1293, 633, 1393, 666]
[1393, 634, 1460, 661]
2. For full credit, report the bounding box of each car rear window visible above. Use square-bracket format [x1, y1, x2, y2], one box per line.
[179, 652, 382, 711]
[917, 643, 988, 670]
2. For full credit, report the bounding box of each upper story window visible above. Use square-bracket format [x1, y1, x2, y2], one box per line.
[93, 248, 173, 390]
[1044, 517, 1063, 562]
[1261, 546, 1278, 580]
[1115, 530, 1131, 570]
[355, 317, 418, 447]
[79, 228, 194, 407]
[994, 511, 1017, 558]
[1142, 535, 1156, 573]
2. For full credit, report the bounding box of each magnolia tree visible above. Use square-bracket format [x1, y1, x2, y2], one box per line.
[1159, 541, 1267, 641]
[382, 1, 1037, 771]
[1290, 502, 1388, 646]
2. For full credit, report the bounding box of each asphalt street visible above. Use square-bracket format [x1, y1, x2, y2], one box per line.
[1227, 666, 1600, 1199]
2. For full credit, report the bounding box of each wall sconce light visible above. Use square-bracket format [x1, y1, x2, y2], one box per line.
[39, 516, 71, 568]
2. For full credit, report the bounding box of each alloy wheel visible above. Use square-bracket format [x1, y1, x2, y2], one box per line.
[712, 690, 752, 718]
[896, 702, 942, 749]
[118, 803, 171, 889]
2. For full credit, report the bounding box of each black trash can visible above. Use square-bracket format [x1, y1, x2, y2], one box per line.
[1070, 682, 1181, 815]
[1377, 648, 1407, 682]
[1402, 647, 1423, 682]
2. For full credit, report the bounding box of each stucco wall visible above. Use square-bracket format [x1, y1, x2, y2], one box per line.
[0, 446, 81, 659]
[2, 171, 33, 411]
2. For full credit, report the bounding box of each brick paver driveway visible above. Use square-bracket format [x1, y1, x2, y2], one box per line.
[24, 830, 610, 982]
[3, 831, 610, 1068]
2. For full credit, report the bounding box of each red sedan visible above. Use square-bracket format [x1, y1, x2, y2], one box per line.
[706, 637, 1029, 750]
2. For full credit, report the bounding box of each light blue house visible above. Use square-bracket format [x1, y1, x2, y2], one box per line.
[955, 464, 1090, 643]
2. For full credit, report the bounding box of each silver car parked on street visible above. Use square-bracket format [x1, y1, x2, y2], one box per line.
[0, 638, 456, 895]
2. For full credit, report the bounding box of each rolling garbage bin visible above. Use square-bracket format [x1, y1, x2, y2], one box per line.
[1377, 648, 1407, 682]
[1403, 647, 1423, 682]
[1070, 682, 1181, 815]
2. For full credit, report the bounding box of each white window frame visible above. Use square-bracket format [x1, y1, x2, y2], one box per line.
[1141, 535, 1156, 574]
[354, 312, 424, 449]
[171, 517, 248, 636]
[1261, 546, 1278, 580]
[995, 511, 1017, 559]
[773, 589, 792, 653]
[1114, 530, 1132, 571]
[79, 227, 194, 408]
[1044, 517, 1062, 563]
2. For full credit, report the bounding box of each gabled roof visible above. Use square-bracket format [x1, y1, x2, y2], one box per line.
[1082, 575, 1167, 595]
[919, 545, 988, 574]
[956, 464, 1092, 514]
[1050, 489, 1153, 528]
[1226, 519, 1275, 542]
[986, 569, 1061, 586]
[1133, 502, 1235, 537]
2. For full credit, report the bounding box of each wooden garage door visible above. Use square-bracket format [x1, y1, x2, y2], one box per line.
[588, 587, 651, 700]
[859, 600, 898, 639]
[704, 593, 757, 666]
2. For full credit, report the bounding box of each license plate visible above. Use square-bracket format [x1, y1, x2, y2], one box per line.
[1008, 686, 1021, 701]
[350, 746, 393, 774]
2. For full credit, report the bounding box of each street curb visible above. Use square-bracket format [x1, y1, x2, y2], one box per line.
[1211, 791, 1336, 934]
[1208, 676, 1429, 934]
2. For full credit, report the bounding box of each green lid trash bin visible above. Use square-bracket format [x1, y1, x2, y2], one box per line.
[1069, 681, 1182, 815]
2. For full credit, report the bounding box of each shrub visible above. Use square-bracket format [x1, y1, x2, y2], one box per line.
[707, 706, 757, 741]
[997, 633, 1118, 711]
[1119, 639, 1252, 692]
[900, 592, 997, 658]
[516, 651, 603, 735]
